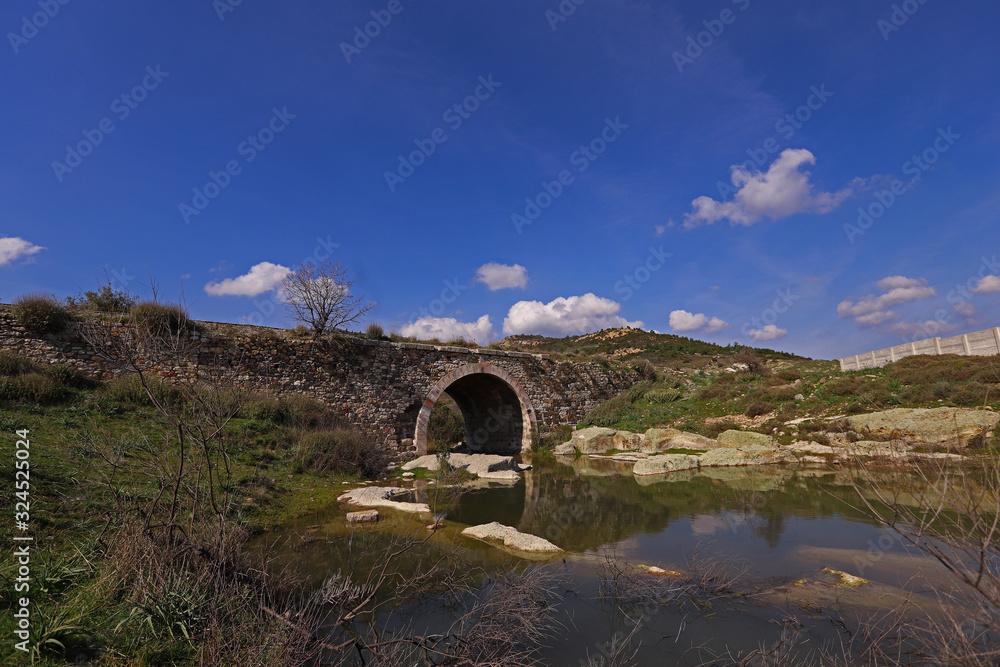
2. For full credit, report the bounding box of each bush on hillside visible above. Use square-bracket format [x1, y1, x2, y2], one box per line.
[294, 428, 389, 477]
[733, 347, 771, 377]
[12, 293, 70, 333]
[0, 351, 36, 376]
[744, 402, 775, 418]
[65, 282, 136, 314]
[130, 302, 188, 335]
[364, 323, 385, 340]
[0, 373, 68, 404]
[104, 373, 187, 407]
[43, 363, 91, 389]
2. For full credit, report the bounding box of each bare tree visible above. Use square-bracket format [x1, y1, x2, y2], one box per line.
[281, 260, 373, 338]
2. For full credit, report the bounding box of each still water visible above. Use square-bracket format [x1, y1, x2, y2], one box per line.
[263, 457, 958, 665]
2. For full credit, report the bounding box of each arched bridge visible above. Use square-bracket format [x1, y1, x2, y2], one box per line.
[262, 336, 638, 458]
[0, 311, 639, 458]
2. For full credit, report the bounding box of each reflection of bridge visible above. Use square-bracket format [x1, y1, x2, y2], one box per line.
[0, 311, 637, 459]
[511, 461, 862, 552]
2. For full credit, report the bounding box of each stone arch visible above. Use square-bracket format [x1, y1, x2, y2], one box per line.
[414, 362, 538, 456]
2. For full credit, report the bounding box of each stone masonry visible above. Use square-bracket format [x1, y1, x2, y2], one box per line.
[0, 307, 638, 458]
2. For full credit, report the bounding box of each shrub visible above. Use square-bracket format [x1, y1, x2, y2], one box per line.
[44, 363, 91, 388]
[130, 302, 188, 335]
[65, 282, 136, 314]
[646, 387, 683, 404]
[767, 386, 800, 402]
[12, 293, 69, 333]
[365, 322, 385, 340]
[777, 370, 802, 382]
[239, 395, 283, 422]
[278, 394, 339, 429]
[702, 419, 740, 438]
[289, 324, 311, 339]
[104, 373, 186, 407]
[845, 402, 866, 415]
[827, 376, 865, 397]
[0, 374, 68, 404]
[744, 402, 775, 418]
[535, 424, 573, 452]
[733, 347, 771, 377]
[580, 382, 652, 427]
[630, 358, 657, 382]
[294, 428, 389, 477]
[0, 352, 36, 377]
[427, 403, 465, 452]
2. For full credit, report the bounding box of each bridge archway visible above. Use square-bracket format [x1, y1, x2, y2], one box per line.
[414, 362, 538, 456]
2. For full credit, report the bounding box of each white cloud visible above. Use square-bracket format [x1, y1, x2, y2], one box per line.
[475, 263, 528, 291]
[973, 275, 1000, 294]
[399, 315, 495, 346]
[0, 237, 45, 266]
[889, 320, 962, 338]
[837, 276, 936, 328]
[875, 275, 924, 291]
[684, 149, 860, 228]
[503, 294, 642, 337]
[669, 310, 729, 334]
[654, 220, 675, 236]
[953, 302, 977, 318]
[204, 262, 291, 297]
[747, 325, 788, 341]
[854, 310, 899, 327]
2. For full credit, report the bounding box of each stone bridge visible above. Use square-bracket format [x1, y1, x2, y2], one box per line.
[0, 310, 638, 458]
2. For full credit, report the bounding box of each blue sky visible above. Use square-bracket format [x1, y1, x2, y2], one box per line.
[2, 0, 999, 360]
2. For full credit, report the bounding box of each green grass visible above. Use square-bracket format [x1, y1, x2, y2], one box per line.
[574, 354, 1000, 441]
[0, 355, 387, 665]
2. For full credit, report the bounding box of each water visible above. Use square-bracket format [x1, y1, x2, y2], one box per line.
[260, 458, 962, 665]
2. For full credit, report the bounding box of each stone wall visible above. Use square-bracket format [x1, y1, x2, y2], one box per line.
[839, 326, 1000, 371]
[0, 307, 638, 457]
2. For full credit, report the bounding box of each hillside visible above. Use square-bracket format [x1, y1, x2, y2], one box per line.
[494, 327, 807, 371]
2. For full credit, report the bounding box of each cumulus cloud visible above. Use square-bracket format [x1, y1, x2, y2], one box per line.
[475, 263, 528, 291]
[953, 302, 977, 318]
[0, 237, 45, 266]
[836, 276, 936, 328]
[973, 275, 1000, 294]
[875, 275, 924, 291]
[747, 325, 788, 341]
[399, 315, 495, 346]
[684, 149, 860, 228]
[503, 294, 642, 337]
[204, 262, 291, 297]
[889, 320, 962, 338]
[669, 310, 729, 334]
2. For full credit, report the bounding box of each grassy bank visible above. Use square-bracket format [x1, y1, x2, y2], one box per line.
[0, 351, 390, 665]
[570, 351, 1000, 448]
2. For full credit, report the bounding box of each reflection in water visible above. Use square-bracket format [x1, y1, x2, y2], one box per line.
[260, 460, 969, 665]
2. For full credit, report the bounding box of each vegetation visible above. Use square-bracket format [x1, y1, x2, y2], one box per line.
[427, 396, 466, 453]
[364, 322, 385, 340]
[281, 259, 373, 338]
[576, 353, 1000, 443]
[495, 327, 801, 370]
[129, 301, 189, 335]
[11, 293, 69, 332]
[65, 282, 136, 314]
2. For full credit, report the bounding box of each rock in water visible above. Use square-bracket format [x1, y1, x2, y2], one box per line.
[633, 454, 700, 476]
[842, 407, 1000, 449]
[716, 430, 778, 449]
[641, 428, 719, 453]
[461, 522, 563, 555]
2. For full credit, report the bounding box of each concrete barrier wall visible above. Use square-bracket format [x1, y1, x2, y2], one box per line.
[839, 326, 1000, 371]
